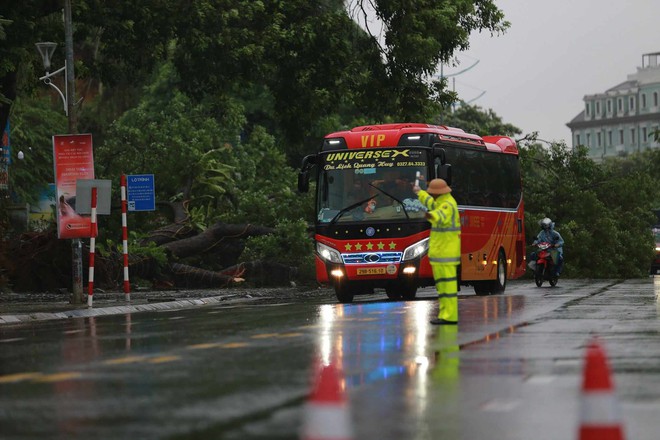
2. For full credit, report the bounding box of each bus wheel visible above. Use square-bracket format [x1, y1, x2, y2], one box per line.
[473, 282, 490, 296]
[400, 284, 417, 301]
[473, 251, 507, 295]
[386, 281, 417, 301]
[385, 287, 402, 301]
[490, 250, 507, 294]
[334, 283, 355, 303]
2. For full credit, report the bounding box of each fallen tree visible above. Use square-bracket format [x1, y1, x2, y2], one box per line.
[4, 220, 298, 292]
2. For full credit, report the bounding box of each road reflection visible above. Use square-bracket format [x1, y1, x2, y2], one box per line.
[61, 316, 100, 364]
[314, 295, 526, 380]
[311, 294, 528, 436]
[428, 325, 460, 436]
[315, 301, 431, 383]
[459, 294, 526, 328]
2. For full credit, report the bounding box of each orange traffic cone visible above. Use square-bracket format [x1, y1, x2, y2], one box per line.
[578, 338, 625, 440]
[301, 363, 353, 440]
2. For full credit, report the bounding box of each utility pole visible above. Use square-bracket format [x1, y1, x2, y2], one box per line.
[436, 58, 482, 112]
[64, 0, 77, 134]
[36, 1, 82, 303]
[64, 0, 83, 303]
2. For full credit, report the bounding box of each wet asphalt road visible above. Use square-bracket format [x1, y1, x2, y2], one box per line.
[1, 278, 659, 439]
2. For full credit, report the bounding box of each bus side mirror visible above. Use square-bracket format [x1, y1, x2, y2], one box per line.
[437, 164, 452, 185]
[297, 154, 317, 193]
[298, 170, 309, 193]
[432, 144, 445, 163]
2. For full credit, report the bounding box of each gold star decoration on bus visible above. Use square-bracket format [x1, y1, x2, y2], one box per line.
[342, 241, 396, 252]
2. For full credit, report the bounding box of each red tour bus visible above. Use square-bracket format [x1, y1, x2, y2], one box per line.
[298, 123, 526, 303]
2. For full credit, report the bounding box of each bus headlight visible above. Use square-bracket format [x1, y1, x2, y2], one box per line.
[317, 242, 343, 263]
[402, 238, 429, 261]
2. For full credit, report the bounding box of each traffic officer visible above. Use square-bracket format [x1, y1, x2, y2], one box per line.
[414, 178, 461, 325]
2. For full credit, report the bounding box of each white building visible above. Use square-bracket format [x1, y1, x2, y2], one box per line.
[567, 52, 660, 160]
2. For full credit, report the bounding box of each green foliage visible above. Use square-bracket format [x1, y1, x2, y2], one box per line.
[9, 0, 657, 285]
[217, 125, 315, 227]
[97, 62, 240, 215]
[241, 218, 315, 279]
[126, 233, 169, 267]
[352, 0, 508, 120]
[7, 96, 66, 204]
[520, 138, 656, 278]
[74, 0, 179, 87]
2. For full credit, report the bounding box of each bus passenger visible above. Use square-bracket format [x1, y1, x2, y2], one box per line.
[373, 169, 414, 202]
[413, 179, 461, 325]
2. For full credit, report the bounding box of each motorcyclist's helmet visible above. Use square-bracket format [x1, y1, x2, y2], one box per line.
[539, 217, 552, 230]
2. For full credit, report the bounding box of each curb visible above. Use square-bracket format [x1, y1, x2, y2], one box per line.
[0, 293, 260, 325]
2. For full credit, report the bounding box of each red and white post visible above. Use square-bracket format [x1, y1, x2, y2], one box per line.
[87, 187, 98, 308]
[121, 174, 131, 301]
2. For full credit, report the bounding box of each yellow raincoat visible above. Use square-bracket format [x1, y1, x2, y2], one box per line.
[418, 189, 461, 322]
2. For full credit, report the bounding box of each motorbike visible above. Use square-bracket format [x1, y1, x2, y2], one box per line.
[532, 242, 559, 287]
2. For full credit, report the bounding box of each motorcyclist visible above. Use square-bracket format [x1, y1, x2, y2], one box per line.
[531, 217, 564, 276]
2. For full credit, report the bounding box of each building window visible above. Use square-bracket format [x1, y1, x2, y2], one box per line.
[585, 102, 590, 116]
[642, 94, 647, 108]
[619, 129, 624, 144]
[576, 134, 581, 146]
[608, 131, 612, 145]
[607, 100, 612, 113]
[629, 96, 635, 111]
[596, 101, 601, 115]
[617, 98, 623, 113]
[655, 92, 659, 107]
[642, 127, 647, 142]
[597, 132, 601, 147]
[586, 133, 591, 147]
[631, 128, 635, 145]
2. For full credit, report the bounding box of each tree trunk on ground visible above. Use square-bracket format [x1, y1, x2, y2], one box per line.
[4, 221, 294, 292]
[161, 222, 274, 259]
[141, 221, 196, 246]
[220, 261, 298, 287]
[169, 262, 244, 288]
[139, 200, 195, 246]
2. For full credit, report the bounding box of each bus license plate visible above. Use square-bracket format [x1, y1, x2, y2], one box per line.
[357, 267, 386, 275]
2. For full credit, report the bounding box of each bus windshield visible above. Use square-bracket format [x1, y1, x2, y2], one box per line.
[316, 147, 428, 223]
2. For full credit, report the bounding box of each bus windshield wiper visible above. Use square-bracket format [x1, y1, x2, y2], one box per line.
[368, 184, 410, 220]
[329, 195, 380, 226]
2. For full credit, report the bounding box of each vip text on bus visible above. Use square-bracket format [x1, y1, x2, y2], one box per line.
[298, 123, 526, 303]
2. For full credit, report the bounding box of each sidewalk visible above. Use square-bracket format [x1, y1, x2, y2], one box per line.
[0, 288, 279, 325]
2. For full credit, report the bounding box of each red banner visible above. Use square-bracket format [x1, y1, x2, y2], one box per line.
[53, 134, 94, 239]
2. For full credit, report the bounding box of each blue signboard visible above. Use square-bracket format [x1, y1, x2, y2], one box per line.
[126, 174, 155, 211]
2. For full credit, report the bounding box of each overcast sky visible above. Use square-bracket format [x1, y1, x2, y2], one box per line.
[447, 0, 660, 143]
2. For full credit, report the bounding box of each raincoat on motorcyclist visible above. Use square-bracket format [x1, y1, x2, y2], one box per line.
[531, 218, 564, 275]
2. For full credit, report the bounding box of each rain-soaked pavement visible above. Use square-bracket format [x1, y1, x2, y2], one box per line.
[1, 278, 659, 439]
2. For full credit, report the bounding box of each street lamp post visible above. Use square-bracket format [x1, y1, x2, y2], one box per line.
[36, 0, 83, 304]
